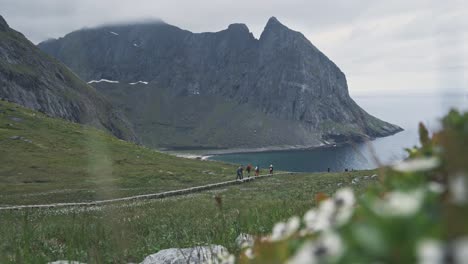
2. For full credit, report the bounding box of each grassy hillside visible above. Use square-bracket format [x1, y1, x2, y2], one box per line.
[0, 170, 377, 263]
[0, 99, 379, 263]
[0, 100, 236, 205]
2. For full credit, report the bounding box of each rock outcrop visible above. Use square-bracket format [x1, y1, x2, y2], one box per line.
[140, 245, 228, 264]
[0, 15, 137, 141]
[38, 17, 402, 149]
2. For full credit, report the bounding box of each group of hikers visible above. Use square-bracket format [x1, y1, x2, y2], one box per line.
[236, 164, 274, 180]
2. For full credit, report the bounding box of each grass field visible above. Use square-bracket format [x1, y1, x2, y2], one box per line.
[0, 100, 379, 263]
[0, 170, 378, 263]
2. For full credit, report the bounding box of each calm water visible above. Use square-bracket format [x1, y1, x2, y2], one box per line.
[209, 93, 468, 172]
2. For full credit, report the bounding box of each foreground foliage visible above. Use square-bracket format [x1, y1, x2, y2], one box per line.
[239, 110, 468, 264]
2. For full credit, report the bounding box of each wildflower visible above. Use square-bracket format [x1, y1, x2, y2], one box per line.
[334, 188, 355, 225]
[318, 199, 336, 218]
[392, 157, 440, 172]
[244, 248, 255, 259]
[334, 187, 355, 208]
[287, 232, 343, 264]
[303, 209, 318, 233]
[449, 173, 467, 205]
[417, 239, 444, 264]
[319, 231, 344, 258]
[372, 189, 424, 217]
[271, 216, 300, 241]
[286, 216, 301, 236]
[315, 199, 336, 231]
[428, 182, 445, 194]
[286, 241, 317, 264]
[271, 222, 287, 241]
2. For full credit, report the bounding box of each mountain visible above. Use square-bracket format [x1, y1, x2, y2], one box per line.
[38, 17, 402, 149]
[0, 15, 137, 141]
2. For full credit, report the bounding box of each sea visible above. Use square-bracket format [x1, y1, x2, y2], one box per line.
[209, 93, 468, 172]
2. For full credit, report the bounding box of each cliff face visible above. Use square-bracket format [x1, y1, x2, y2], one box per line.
[38, 17, 402, 149]
[0, 15, 137, 141]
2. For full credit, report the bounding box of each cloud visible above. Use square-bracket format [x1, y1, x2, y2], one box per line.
[1, 0, 466, 94]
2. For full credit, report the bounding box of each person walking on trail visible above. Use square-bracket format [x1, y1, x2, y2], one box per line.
[255, 165, 260, 176]
[246, 164, 252, 178]
[269, 164, 274, 175]
[236, 165, 244, 180]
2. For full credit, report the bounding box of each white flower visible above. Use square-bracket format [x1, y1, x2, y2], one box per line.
[286, 241, 317, 264]
[303, 199, 339, 233]
[393, 157, 440, 172]
[271, 216, 301, 241]
[417, 239, 444, 264]
[449, 173, 467, 205]
[317, 199, 336, 231]
[271, 222, 287, 241]
[303, 209, 318, 232]
[244, 248, 255, 259]
[454, 237, 468, 264]
[287, 232, 343, 264]
[334, 188, 356, 225]
[372, 189, 424, 217]
[319, 231, 344, 258]
[286, 216, 301, 236]
[314, 215, 332, 232]
[428, 182, 445, 194]
[334, 188, 355, 208]
[318, 199, 336, 218]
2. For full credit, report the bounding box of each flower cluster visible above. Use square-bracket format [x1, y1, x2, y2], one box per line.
[236, 110, 468, 264]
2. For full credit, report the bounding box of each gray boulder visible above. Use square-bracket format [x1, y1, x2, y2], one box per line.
[140, 245, 227, 264]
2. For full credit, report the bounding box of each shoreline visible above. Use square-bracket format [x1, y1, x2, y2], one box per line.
[163, 141, 349, 160]
[161, 128, 404, 160]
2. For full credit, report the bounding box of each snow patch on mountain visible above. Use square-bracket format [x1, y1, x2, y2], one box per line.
[129, 81, 148, 85]
[87, 79, 119, 84]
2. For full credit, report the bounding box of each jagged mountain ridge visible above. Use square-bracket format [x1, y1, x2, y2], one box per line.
[38, 17, 402, 149]
[0, 15, 137, 141]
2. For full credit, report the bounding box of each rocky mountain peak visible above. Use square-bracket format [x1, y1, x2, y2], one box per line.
[263, 16, 288, 31]
[37, 17, 403, 149]
[266, 16, 281, 26]
[227, 23, 249, 33]
[0, 15, 10, 31]
[260, 16, 294, 42]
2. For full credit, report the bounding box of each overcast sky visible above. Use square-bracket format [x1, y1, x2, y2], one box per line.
[1, 0, 467, 95]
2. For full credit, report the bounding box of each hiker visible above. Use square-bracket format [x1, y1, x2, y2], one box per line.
[246, 164, 252, 178]
[236, 165, 244, 180]
[269, 164, 274, 175]
[255, 165, 260, 176]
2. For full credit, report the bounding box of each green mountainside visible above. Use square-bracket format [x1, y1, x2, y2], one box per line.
[0, 100, 235, 205]
[0, 15, 137, 141]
